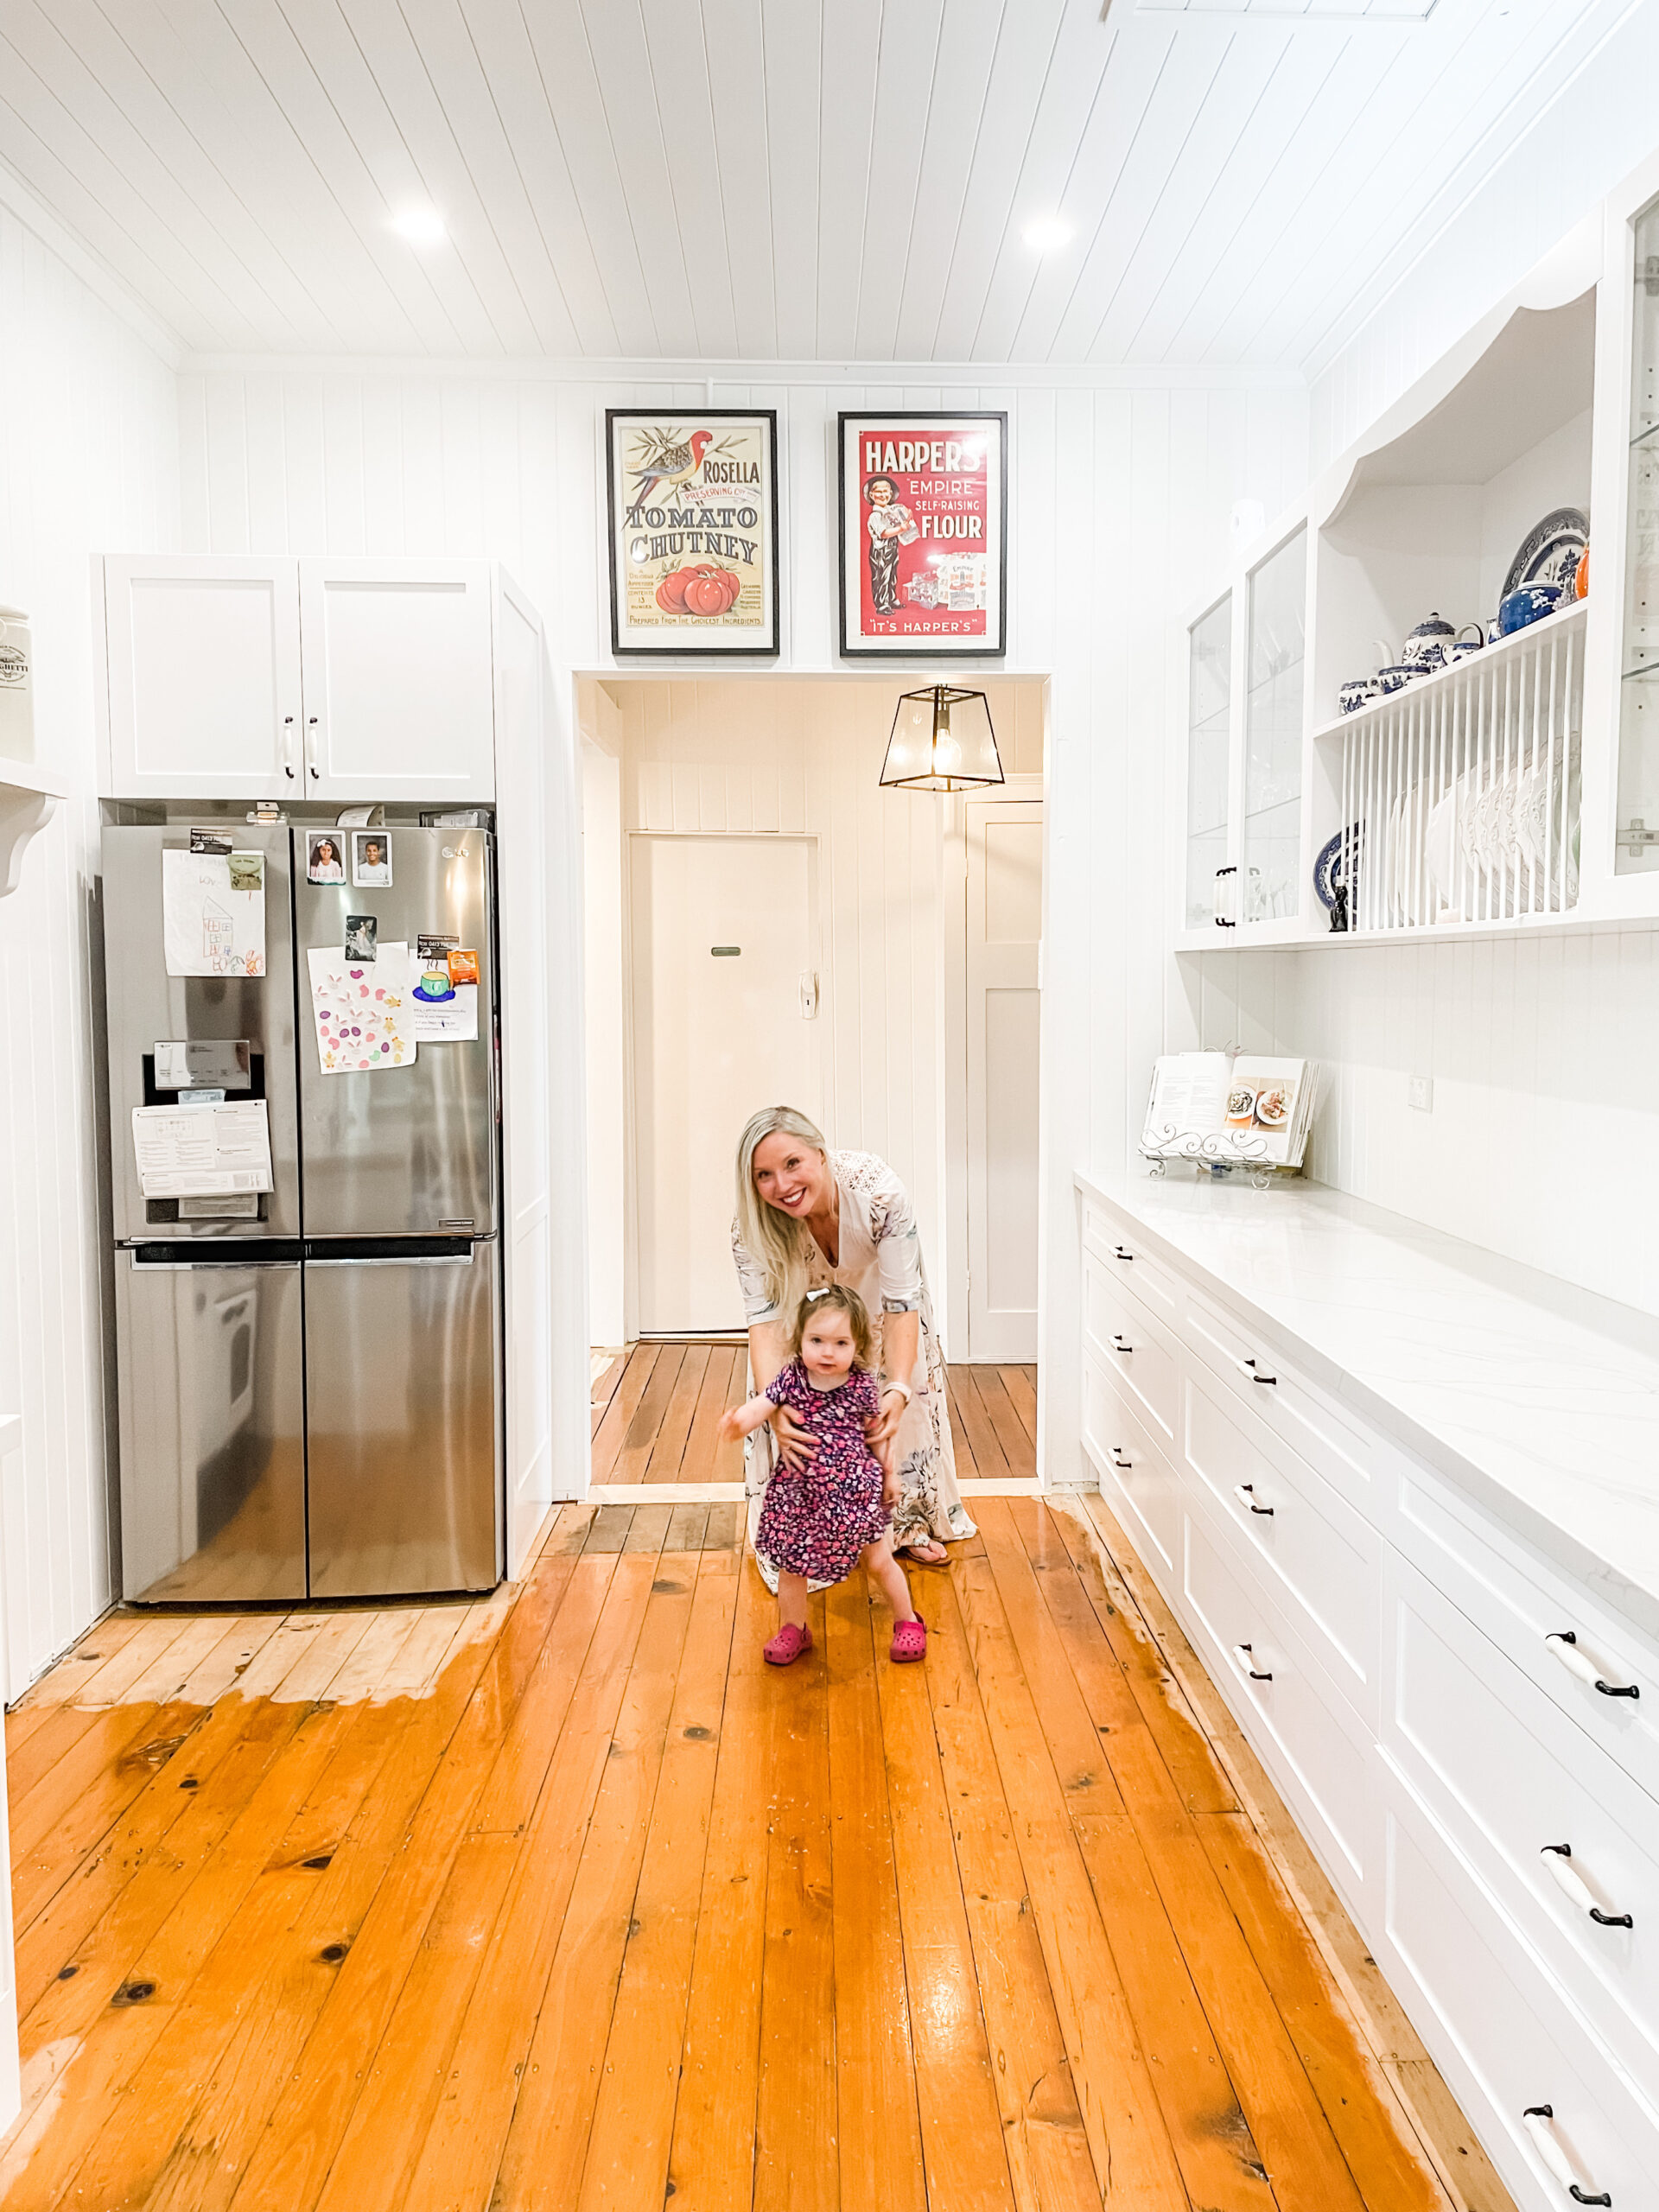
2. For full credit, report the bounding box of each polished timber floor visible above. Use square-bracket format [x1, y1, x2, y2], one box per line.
[1, 1440, 1513, 2209]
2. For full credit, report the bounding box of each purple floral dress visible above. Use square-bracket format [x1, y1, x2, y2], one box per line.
[753, 1361, 889, 1583]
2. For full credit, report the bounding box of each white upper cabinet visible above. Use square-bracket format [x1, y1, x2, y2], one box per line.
[102, 558, 303, 801]
[98, 557, 497, 803]
[296, 560, 495, 802]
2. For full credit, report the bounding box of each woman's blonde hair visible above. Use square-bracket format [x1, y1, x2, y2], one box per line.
[734, 1104, 830, 1314]
[787, 1283, 874, 1366]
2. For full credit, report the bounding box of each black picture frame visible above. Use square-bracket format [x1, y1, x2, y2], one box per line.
[605, 407, 780, 658]
[837, 410, 1008, 659]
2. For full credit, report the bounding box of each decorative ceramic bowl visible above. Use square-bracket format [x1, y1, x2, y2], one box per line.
[1376, 664, 1415, 696]
[1497, 582, 1562, 635]
[1339, 677, 1382, 715]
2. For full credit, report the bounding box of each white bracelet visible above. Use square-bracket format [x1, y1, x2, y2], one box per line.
[880, 1378, 912, 1405]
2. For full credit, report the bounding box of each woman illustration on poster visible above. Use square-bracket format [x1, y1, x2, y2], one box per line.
[864, 474, 917, 614]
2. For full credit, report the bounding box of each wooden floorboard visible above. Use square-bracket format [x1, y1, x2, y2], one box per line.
[4, 1495, 1500, 2212]
[593, 1344, 1038, 1487]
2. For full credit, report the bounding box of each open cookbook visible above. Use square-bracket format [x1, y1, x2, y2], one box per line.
[1141, 1051, 1318, 1170]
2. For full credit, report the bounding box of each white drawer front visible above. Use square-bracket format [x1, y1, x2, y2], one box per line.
[1081, 1252, 1179, 1446]
[1185, 1287, 1374, 1509]
[1082, 1353, 1179, 1578]
[1185, 1371, 1378, 1707]
[1390, 1556, 1659, 2090]
[1080, 1204, 1182, 1325]
[1385, 1789, 1659, 2212]
[1182, 1502, 1373, 1891]
[1398, 1476, 1659, 1811]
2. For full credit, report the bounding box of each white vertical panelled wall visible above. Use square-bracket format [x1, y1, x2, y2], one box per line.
[0, 186, 181, 2134]
[176, 365, 1310, 1489]
[0, 201, 179, 1695]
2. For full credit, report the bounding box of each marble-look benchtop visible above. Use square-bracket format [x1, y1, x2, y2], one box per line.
[1075, 1167, 1659, 1652]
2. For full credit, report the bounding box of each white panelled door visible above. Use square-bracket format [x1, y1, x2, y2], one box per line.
[632, 835, 822, 1335]
[297, 559, 495, 801]
[965, 798, 1043, 1362]
[101, 556, 303, 799]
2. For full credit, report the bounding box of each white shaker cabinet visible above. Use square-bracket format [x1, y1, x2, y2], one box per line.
[296, 560, 494, 802]
[98, 556, 497, 803]
[101, 557, 304, 801]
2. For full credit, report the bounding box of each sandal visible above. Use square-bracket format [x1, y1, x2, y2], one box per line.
[764, 1622, 813, 1667]
[890, 1616, 927, 1664]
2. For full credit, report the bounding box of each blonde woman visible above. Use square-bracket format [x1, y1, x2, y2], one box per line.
[732, 1105, 975, 1580]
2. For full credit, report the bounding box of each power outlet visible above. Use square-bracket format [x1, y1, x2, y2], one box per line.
[1408, 1075, 1433, 1113]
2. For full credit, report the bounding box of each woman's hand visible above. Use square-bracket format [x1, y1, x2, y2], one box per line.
[770, 1402, 818, 1471]
[865, 1386, 908, 1452]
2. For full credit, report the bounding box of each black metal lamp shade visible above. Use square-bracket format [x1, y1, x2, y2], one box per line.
[879, 685, 1005, 792]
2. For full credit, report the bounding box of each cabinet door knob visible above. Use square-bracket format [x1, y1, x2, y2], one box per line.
[1231, 1643, 1272, 1682]
[1540, 1845, 1634, 1929]
[1521, 2107, 1611, 2204]
[1546, 1630, 1639, 1700]
[1234, 1482, 1274, 1516]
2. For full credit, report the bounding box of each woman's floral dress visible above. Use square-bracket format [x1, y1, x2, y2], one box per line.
[733, 1150, 976, 1587]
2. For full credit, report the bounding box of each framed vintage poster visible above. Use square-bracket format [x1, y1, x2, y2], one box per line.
[837, 411, 1007, 658]
[605, 408, 779, 656]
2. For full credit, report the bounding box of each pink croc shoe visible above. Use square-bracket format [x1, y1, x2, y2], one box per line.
[890, 1616, 927, 1664]
[764, 1622, 813, 1668]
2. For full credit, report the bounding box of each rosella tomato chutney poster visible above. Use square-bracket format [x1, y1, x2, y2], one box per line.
[837, 412, 1007, 658]
[606, 408, 779, 655]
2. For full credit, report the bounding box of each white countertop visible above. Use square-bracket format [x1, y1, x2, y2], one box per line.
[1074, 1168, 1659, 1650]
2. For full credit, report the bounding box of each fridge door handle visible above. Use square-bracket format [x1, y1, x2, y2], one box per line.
[129, 1258, 294, 1272]
[306, 1253, 475, 1268]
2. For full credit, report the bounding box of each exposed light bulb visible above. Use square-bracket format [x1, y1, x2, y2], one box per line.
[1023, 216, 1072, 255]
[391, 205, 447, 247]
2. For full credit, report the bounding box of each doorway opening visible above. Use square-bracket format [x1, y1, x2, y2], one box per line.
[577, 671, 1047, 1495]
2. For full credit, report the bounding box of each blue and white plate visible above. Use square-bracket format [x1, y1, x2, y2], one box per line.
[1502, 508, 1587, 602]
[1313, 823, 1362, 911]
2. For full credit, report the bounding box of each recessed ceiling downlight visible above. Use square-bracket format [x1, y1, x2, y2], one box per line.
[391, 205, 447, 246]
[1023, 216, 1073, 255]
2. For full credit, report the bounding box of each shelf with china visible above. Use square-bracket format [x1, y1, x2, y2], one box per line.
[1175, 146, 1659, 951]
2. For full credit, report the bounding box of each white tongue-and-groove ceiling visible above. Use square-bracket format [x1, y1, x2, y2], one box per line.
[0, 0, 1626, 367]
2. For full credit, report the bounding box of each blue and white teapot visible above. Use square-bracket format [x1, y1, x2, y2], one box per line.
[1401, 613, 1457, 674]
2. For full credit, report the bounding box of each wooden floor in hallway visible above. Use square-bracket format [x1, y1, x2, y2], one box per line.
[0, 1492, 1510, 2212]
[592, 1341, 1040, 1484]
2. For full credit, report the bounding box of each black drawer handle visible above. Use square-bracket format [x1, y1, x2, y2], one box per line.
[1110, 1450, 1133, 1471]
[1231, 1642, 1272, 1682]
[1233, 1483, 1274, 1516]
[1110, 1333, 1133, 1355]
[1540, 1845, 1635, 1929]
[1112, 1245, 1134, 1261]
[1242, 1357, 1277, 1386]
[1522, 2107, 1612, 2203]
[1546, 1630, 1640, 1700]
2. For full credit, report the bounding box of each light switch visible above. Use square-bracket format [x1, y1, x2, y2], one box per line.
[1408, 1075, 1433, 1113]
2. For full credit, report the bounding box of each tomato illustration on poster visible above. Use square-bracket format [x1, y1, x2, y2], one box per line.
[606, 409, 780, 656]
[837, 412, 1007, 658]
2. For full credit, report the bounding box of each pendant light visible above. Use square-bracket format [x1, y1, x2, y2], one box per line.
[879, 684, 1005, 792]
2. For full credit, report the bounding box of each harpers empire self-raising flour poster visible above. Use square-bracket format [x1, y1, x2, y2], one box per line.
[838, 412, 1007, 658]
[606, 409, 779, 655]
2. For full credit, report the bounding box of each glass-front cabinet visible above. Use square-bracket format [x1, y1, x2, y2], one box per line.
[1619, 191, 1659, 874]
[1185, 598, 1232, 928]
[1242, 528, 1306, 923]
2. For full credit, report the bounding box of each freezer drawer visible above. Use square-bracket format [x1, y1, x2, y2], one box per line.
[296, 826, 497, 1236]
[303, 1241, 501, 1597]
[115, 1247, 307, 1603]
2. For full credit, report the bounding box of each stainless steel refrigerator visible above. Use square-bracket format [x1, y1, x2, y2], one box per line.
[103, 823, 502, 1603]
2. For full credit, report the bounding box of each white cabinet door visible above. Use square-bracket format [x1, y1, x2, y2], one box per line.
[101, 558, 302, 800]
[298, 560, 495, 802]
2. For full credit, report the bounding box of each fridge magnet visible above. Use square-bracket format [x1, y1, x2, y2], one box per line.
[188, 825, 234, 856]
[308, 942, 416, 1073]
[352, 830, 392, 887]
[162, 847, 266, 977]
[837, 411, 1007, 658]
[606, 408, 779, 656]
[307, 832, 346, 885]
[344, 914, 378, 962]
[410, 938, 479, 1043]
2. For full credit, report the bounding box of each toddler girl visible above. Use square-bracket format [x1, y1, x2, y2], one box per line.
[719, 1284, 926, 1667]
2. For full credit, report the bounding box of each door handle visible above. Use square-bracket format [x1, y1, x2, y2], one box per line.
[307, 1253, 474, 1268]
[306, 715, 321, 782]
[799, 971, 818, 1019]
[282, 714, 297, 780]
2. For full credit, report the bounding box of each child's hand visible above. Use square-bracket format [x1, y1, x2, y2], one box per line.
[717, 1408, 743, 1446]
